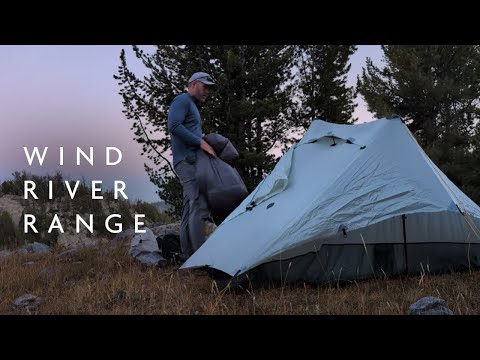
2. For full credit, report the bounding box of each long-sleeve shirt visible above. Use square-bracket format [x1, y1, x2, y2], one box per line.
[167, 93, 203, 167]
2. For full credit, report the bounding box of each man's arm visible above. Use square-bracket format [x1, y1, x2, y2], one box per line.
[167, 96, 202, 146]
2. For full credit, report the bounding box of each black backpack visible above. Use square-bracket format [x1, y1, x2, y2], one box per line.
[156, 234, 181, 264]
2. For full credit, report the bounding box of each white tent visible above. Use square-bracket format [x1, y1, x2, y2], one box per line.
[181, 117, 480, 284]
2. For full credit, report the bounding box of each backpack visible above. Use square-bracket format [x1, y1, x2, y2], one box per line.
[156, 234, 181, 264]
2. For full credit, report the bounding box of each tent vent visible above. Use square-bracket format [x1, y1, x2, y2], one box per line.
[266, 202, 275, 209]
[360, 146, 366, 150]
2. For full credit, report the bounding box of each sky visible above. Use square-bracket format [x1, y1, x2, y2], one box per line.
[0, 45, 383, 203]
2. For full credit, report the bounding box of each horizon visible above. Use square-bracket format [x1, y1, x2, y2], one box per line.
[0, 45, 383, 203]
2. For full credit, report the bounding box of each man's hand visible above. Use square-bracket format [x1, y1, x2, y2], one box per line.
[200, 139, 217, 157]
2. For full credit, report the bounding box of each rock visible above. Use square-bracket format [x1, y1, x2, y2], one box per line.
[151, 222, 180, 237]
[18, 242, 51, 254]
[13, 294, 43, 310]
[408, 296, 454, 315]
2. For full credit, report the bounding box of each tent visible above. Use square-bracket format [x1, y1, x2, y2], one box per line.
[180, 117, 480, 285]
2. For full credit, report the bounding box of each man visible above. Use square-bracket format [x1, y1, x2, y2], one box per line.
[167, 71, 217, 259]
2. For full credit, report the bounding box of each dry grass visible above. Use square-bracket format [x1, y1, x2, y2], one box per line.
[1, 244, 480, 315]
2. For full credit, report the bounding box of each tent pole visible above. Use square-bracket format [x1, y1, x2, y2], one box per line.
[402, 214, 409, 275]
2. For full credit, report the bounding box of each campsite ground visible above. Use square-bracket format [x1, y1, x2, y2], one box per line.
[1, 242, 479, 315]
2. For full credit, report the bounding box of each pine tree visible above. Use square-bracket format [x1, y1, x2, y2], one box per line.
[358, 45, 480, 145]
[202, 45, 295, 191]
[294, 45, 358, 130]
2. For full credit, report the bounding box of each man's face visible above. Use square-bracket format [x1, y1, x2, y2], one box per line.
[191, 81, 210, 102]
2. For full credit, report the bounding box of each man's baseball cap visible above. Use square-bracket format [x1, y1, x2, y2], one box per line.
[188, 72, 215, 85]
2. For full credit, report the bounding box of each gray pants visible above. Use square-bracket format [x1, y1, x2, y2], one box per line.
[175, 160, 210, 258]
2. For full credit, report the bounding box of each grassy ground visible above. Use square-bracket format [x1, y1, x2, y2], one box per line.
[1, 243, 479, 315]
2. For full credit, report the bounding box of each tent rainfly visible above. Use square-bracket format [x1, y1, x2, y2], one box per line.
[181, 117, 480, 284]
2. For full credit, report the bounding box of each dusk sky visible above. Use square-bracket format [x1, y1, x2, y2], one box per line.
[0, 45, 383, 203]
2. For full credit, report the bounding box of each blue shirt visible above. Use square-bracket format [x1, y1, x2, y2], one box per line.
[167, 93, 203, 167]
